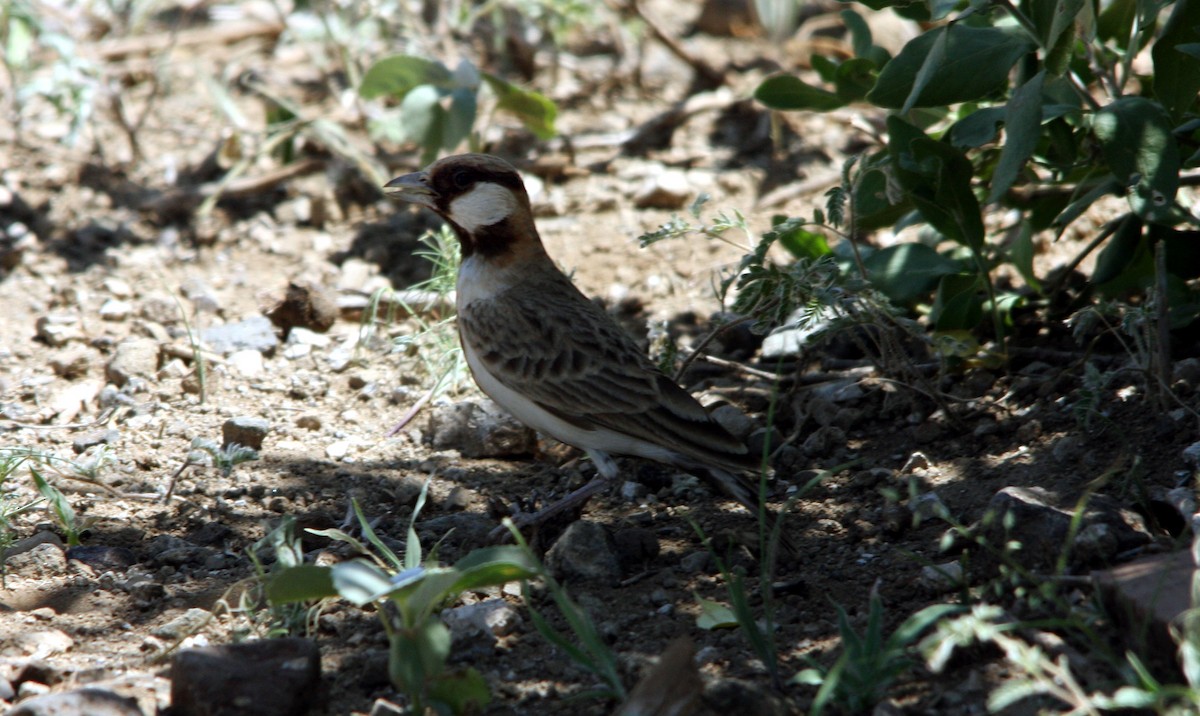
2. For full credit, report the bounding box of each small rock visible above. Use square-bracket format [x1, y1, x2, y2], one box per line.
[981, 486, 1152, 570]
[443, 486, 473, 511]
[103, 277, 133, 298]
[545, 521, 621, 584]
[171, 638, 320, 716]
[201, 315, 278, 356]
[227, 349, 264, 378]
[901, 452, 931, 472]
[66, 545, 137, 571]
[98, 299, 133, 321]
[15, 629, 74, 659]
[1183, 441, 1200, 468]
[427, 398, 536, 458]
[442, 599, 522, 641]
[614, 527, 659, 565]
[679, 550, 711, 573]
[295, 414, 322, 431]
[287, 327, 331, 347]
[289, 372, 329, 399]
[36, 314, 82, 347]
[1094, 550, 1195, 673]
[325, 441, 351, 460]
[5, 542, 67, 577]
[153, 608, 213, 640]
[106, 338, 160, 386]
[633, 170, 691, 209]
[49, 348, 92, 378]
[5, 687, 144, 716]
[267, 280, 339, 336]
[908, 492, 950, 522]
[919, 561, 965, 593]
[72, 429, 119, 454]
[709, 404, 753, 440]
[222, 416, 269, 451]
[619, 480, 647, 501]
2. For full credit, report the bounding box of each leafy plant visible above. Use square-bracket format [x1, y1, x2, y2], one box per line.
[188, 438, 259, 478]
[360, 54, 557, 163]
[796, 586, 960, 714]
[30, 466, 83, 547]
[505, 523, 627, 701]
[753, 0, 1200, 350]
[268, 486, 540, 715]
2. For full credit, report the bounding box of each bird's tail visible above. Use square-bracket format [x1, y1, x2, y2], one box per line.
[699, 466, 801, 558]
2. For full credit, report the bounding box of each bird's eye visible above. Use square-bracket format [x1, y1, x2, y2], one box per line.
[452, 171, 471, 189]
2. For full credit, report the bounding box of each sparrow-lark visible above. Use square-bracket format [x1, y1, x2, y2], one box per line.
[385, 154, 788, 547]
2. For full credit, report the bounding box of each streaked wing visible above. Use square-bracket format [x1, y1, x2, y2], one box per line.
[458, 275, 757, 473]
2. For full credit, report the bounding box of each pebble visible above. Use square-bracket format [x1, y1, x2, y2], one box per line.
[222, 416, 269, 450]
[98, 299, 133, 321]
[106, 338, 160, 386]
[426, 398, 536, 458]
[544, 521, 621, 584]
[267, 280, 338, 334]
[66, 545, 137, 571]
[633, 169, 691, 209]
[227, 349, 264, 378]
[5, 542, 67, 578]
[153, 608, 212, 640]
[35, 314, 82, 347]
[72, 429, 119, 454]
[442, 598, 523, 641]
[200, 315, 278, 356]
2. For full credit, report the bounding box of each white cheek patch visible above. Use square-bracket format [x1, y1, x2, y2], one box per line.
[448, 182, 518, 233]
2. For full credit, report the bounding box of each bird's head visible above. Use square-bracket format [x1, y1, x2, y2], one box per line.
[385, 154, 540, 260]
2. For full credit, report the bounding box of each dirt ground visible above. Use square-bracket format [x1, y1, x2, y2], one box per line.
[1, 2, 1197, 715]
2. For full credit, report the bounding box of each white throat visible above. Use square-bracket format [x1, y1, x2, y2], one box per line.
[448, 182, 518, 233]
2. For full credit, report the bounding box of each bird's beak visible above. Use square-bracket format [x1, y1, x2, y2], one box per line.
[383, 171, 436, 209]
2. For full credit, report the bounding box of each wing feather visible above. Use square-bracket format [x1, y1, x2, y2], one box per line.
[457, 274, 758, 474]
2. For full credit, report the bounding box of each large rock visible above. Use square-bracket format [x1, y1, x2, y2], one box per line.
[426, 398, 536, 458]
[170, 638, 320, 716]
[979, 486, 1153, 571]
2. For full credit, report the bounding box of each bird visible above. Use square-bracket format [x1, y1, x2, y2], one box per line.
[384, 153, 791, 551]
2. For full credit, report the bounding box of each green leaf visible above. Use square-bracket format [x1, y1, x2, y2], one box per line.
[853, 166, 912, 230]
[1151, 0, 1200, 121]
[835, 58, 878, 102]
[427, 668, 492, 713]
[754, 74, 846, 111]
[868, 25, 1036, 108]
[1008, 221, 1042, 292]
[695, 594, 739, 629]
[863, 243, 962, 303]
[776, 224, 833, 260]
[331, 560, 399, 605]
[482, 72, 557, 139]
[449, 546, 541, 592]
[930, 274, 985, 330]
[389, 620, 451, 694]
[399, 84, 446, 164]
[267, 565, 338, 603]
[30, 468, 78, 546]
[947, 106, 1005, 148]
[1092, 214, 1144, 284]
[1093, 97, 1181, 222]
[360, 55, 454, 100]
[988, 71, 1045, 204]
[443, 87, 478, 152]
[888, 117, 985, 249]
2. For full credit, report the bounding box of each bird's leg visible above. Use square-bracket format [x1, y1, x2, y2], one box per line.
[493, 450, 621, 536]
